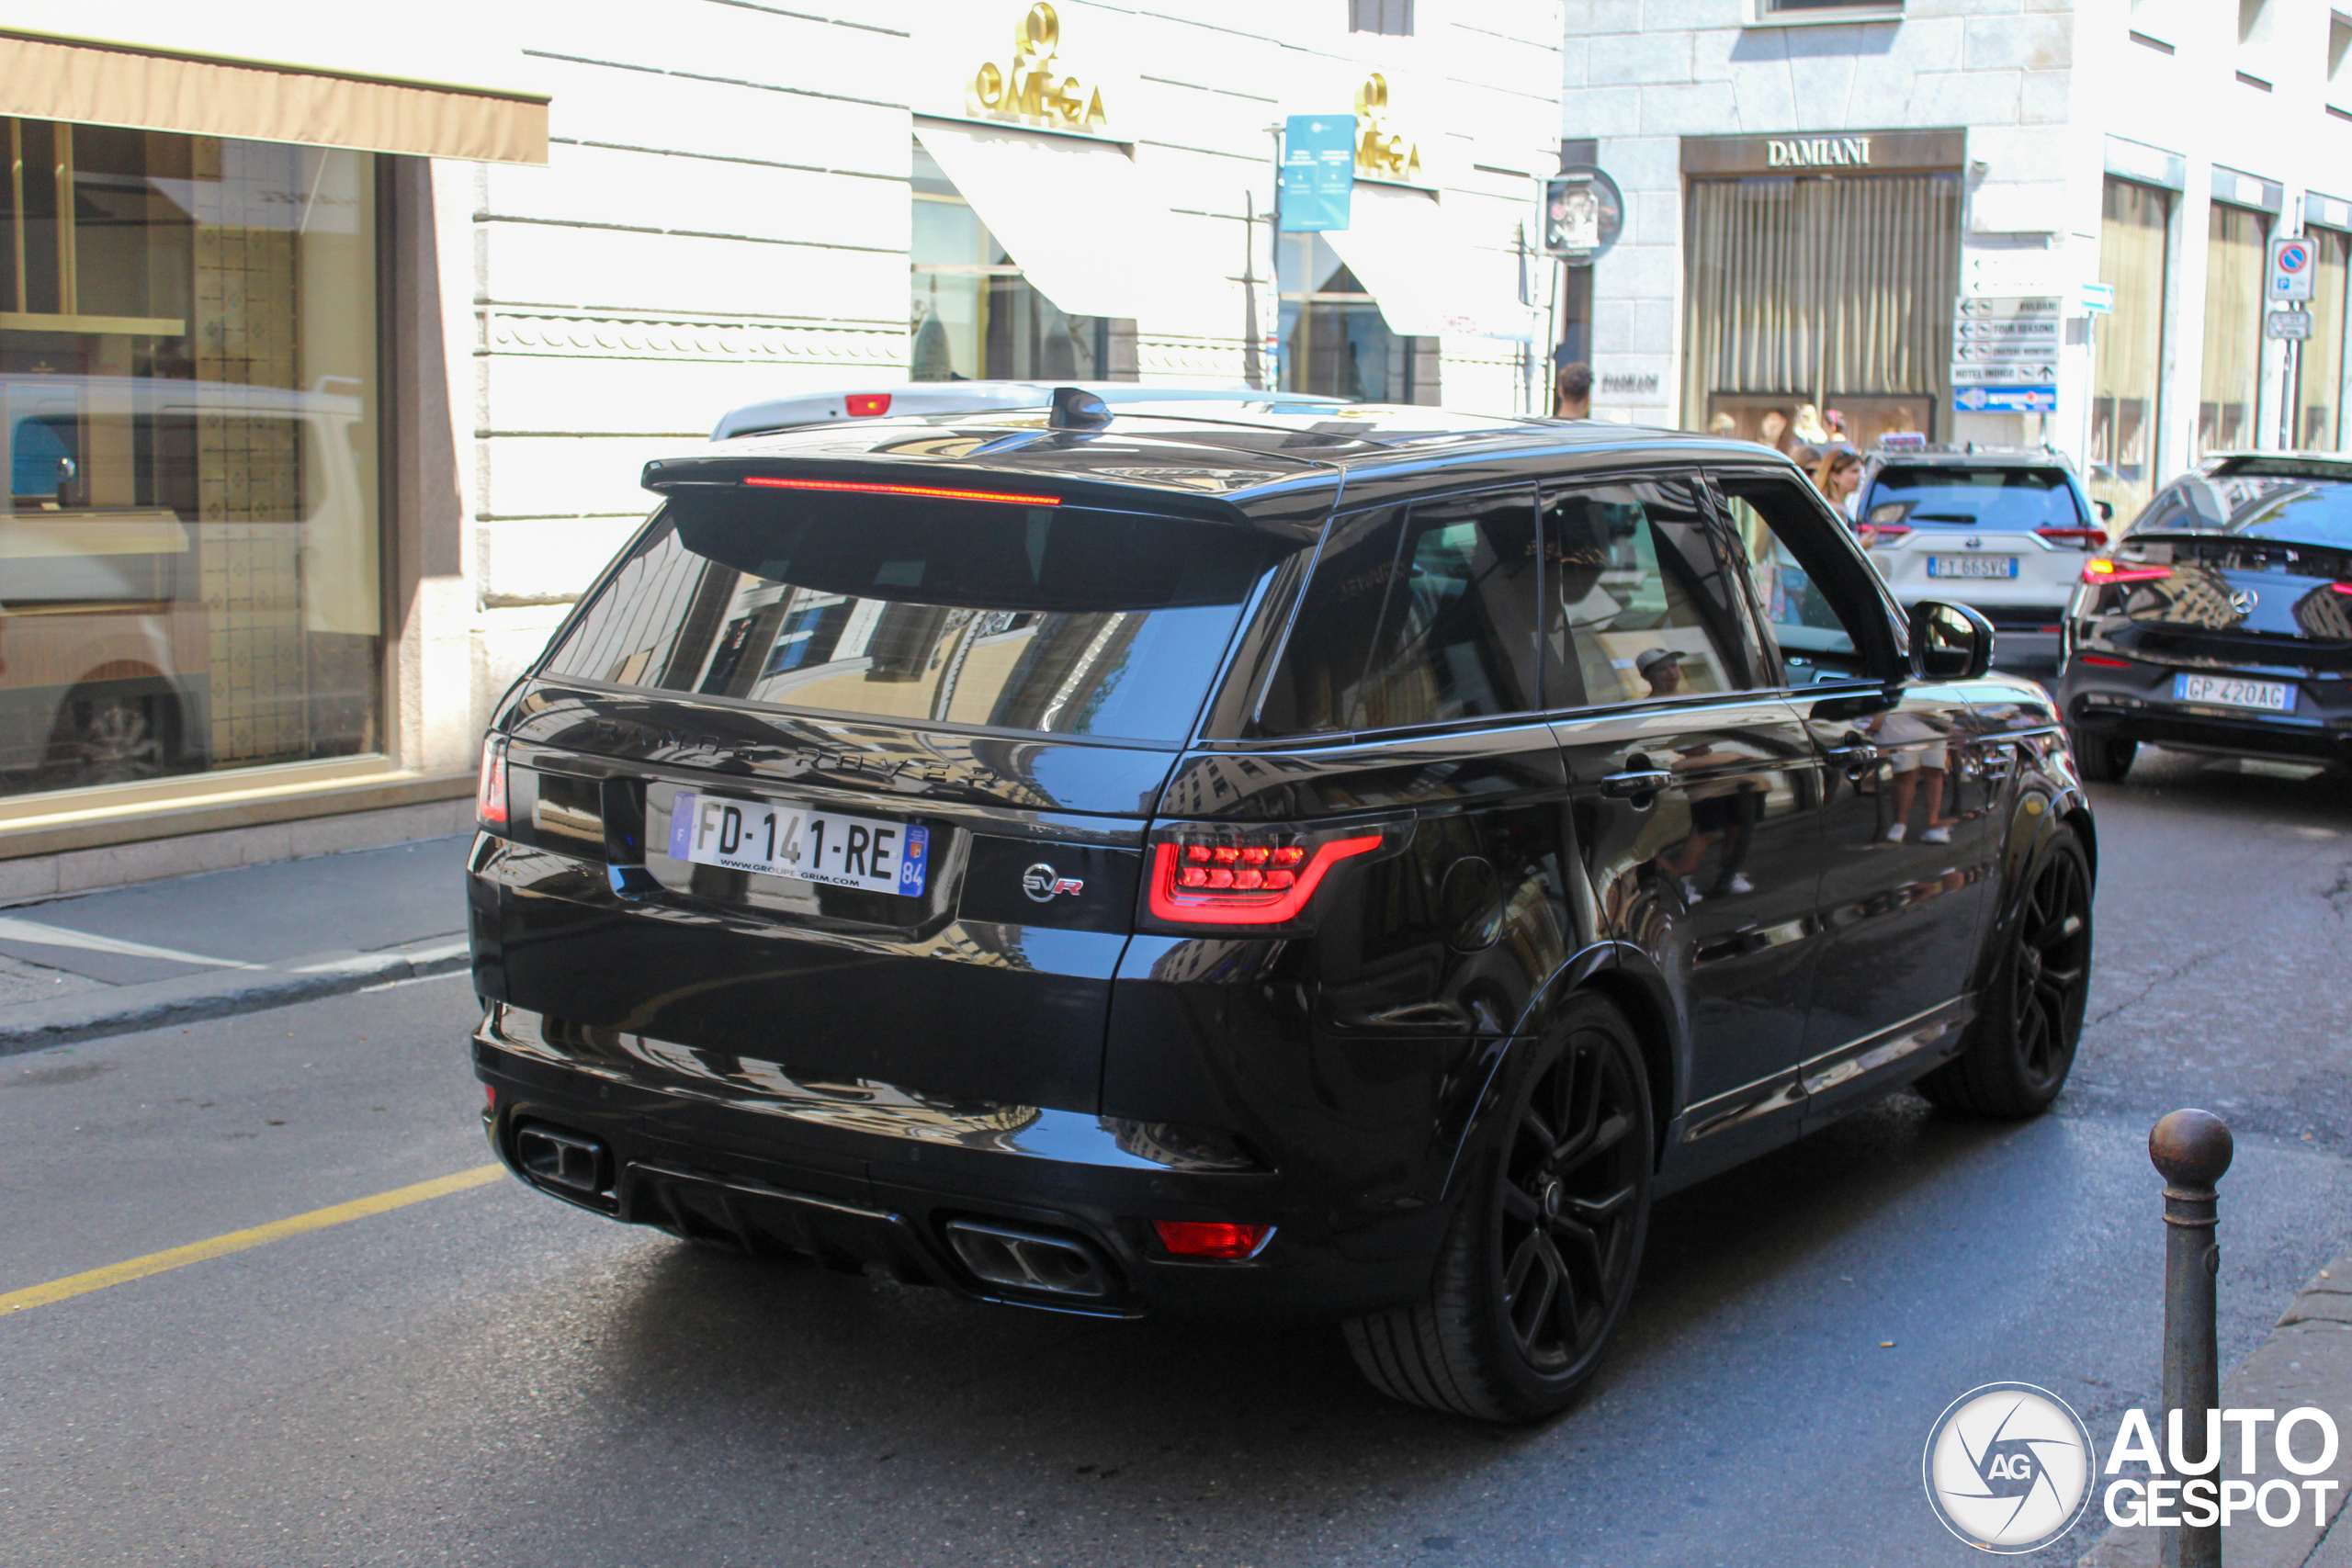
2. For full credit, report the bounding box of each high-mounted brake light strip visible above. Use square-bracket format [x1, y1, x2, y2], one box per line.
[741, 475, 1059, 506]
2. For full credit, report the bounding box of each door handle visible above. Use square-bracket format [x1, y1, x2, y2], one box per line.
[1823, 739, 1881, 778]
[1600, 768, 1673, 798]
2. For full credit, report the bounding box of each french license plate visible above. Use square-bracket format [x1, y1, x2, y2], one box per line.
[2172, 673, 2295, 713]
[666, 791, 930, 897]
[1927, 555, 2019, 579]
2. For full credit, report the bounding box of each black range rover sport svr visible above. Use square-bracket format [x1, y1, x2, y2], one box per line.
[467, 396, 2096, 1420]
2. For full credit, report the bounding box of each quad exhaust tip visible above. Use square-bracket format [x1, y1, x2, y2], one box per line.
[943, 1217, 1115, 1300]
[514, 1122, 613, 1196]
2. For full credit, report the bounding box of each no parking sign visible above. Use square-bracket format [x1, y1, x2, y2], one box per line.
[2271, 236, 2316, 301]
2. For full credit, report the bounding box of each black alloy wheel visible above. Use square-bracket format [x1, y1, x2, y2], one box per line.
[1918, 826, 2092, 1118]
[1344, 993, 1653, 1421]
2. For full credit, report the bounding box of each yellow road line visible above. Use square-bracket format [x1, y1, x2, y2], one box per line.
[1, 1163, 507, 1315]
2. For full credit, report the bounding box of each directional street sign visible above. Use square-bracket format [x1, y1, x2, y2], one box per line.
[1951, 297, 2061, 399]
[2270, 237, 2316, 302]
[2078, 280, 2115, 315]
[1954, 385, 2057, 413]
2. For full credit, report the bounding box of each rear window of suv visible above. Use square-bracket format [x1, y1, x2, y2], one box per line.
[540, 486, 1283, 744]
[1864, 466, 2085, 530]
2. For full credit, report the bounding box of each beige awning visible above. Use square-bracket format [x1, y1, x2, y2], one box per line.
[0, 24, 548, 164]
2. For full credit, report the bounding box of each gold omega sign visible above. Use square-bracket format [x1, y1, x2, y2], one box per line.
[1353, 73, 1423, 182]
[970, 4, 1110, 130]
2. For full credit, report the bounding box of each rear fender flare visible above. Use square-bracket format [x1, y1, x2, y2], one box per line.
[1433, 942, 1683, 1205]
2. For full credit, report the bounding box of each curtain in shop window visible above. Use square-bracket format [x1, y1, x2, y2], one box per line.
[2303, 229, 2349, 452]
[2200, 203, 2268, 456]
[2092, 178, 2170, 517]
[1680, 173, 1962, 432]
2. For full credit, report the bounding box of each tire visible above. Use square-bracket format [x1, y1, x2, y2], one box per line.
[1917, 826, 2092, 1118]
[2072, 731, 2136, 784]
[1343, 994, 1654, 1422]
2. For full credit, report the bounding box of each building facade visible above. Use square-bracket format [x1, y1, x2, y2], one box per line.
[0, 0, 1560, 897]
[1564, 0, 2352, 516]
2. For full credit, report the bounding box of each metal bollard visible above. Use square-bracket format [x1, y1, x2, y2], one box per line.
[2149, 1108, 2235, 1568]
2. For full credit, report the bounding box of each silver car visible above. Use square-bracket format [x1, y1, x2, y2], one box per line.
[1853, 446, 2110, 668]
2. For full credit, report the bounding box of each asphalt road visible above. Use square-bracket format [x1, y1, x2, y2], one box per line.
[6, 747, 2352, 1568]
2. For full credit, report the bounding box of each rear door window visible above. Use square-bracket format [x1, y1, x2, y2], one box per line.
[1252, 487, 1541, 735]
[541, 488, 1282, 745]
[1863, 465, 2086, 530]
[1542, 478, 1763, 707]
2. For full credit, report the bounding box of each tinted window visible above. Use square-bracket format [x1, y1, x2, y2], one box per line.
[1863, 465, 2085, 530]
[2131, 476, 2352, 544]
[1713, 474, 1877, 684]
[1255, 488, 1541, 734]
[543, 490, 1280, 744]
[1544, 479, 1760, 707]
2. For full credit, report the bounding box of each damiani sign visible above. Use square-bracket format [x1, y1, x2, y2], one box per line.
[1768, 137, 1872, 168]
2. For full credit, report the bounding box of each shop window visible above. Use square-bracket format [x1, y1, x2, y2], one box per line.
[0, 118, 380, 798]
[1682, 172, 1959, 441]
[2199, 201, 2269, 457]
[910, 138, 1111, 382]
[1255, 490, 1540, 735]
[2091, 177, 2171, 518]
[1349, 0, 1413, 35]
[1277, 231, 1417, 401]
[2304, 229, 2350, 450]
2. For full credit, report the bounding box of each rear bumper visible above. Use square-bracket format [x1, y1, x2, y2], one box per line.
[2059, 649, 2352, 762]
[473, 1003, 1443, 1322]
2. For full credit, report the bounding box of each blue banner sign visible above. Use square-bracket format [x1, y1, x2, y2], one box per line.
[1954, 385, 2057, 413]
[1281, 114, 1355, 231]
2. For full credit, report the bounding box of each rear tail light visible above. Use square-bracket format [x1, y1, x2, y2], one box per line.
[1152, 1220, 1272, 1259]
[476, 736, 509, 828]
[2036, 527, 2107, 549]
[1857, 522, 1911, 547]
[2081, 557, 2172, 586]
[843, 392, 892, 417]
[2076, 654, 2132, 669]
[1146, 825, 1384, 926]
[2330, 583, 2352, 597]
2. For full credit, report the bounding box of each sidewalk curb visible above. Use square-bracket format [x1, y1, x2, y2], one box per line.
[0, 937, 471, 1056]
[2079, 1251, 2352, 1568]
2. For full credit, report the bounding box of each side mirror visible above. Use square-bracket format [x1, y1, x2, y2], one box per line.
[2095, 499, 2114, 523]
[1909, 600, 1995, 681]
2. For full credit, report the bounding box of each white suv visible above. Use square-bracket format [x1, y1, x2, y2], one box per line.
[1853, 447, 2109, 669]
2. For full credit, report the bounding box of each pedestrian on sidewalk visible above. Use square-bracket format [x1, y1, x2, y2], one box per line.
[1554, 361, 1592, 419]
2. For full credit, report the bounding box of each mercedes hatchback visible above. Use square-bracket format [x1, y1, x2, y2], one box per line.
[468, 394, 2096, 1420]
[2059, 452, 2352, 780]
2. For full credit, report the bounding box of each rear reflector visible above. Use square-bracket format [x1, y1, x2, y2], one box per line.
[1148, 831, 1381, 925]
[741, 475, 1059, 506]
[843, 392, 892, 417]
[1152, 1220, 1272, 1259]
[2077, 654, 2132, 669]
[476, 736, 508, 828]
[2331, 583, 2352, 596]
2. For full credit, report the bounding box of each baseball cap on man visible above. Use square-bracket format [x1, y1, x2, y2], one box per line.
[1634, 648, 1682, 679]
